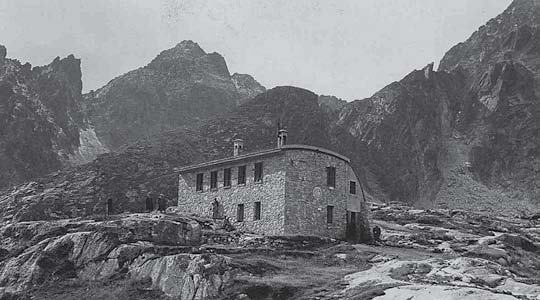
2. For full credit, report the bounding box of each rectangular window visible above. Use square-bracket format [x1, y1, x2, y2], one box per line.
[223, 168, 231, 187]
[253, 202, 261, 220]
[326, 167, 336, 188]
[350, 181, 357, 194]
[350, 211, 357, 224]
[254, 162, 263, 182]
[238, 165, 246, 185]
[327, 205, 334, 224]
[196, 173, 204, 191]
[210, 171, 218, 189]
[237, 204, 245, 222]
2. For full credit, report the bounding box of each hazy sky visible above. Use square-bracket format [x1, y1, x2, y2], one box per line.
[0, 0, 512, 100]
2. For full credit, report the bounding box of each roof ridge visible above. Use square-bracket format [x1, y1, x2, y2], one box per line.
[176, 144, 350, 173]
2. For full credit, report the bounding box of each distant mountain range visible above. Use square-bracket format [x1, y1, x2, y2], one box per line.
[0, 0, 539, 222]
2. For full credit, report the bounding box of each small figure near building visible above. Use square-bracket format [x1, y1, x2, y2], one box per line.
[145, 193, 154, 212]
[158, 194, 167, 212]
[373, 225, 381, 244]
[106, 199, 113, 215]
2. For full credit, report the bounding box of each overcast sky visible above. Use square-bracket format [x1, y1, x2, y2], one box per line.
[0, 0, 512, 100]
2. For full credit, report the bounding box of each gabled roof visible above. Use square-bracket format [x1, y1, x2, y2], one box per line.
[176, 144, 350, 173]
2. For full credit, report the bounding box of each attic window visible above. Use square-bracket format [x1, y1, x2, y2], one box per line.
[254, 162, 263, 182]
[210, 171, 218, 189]
[196, 173, 204, 191]
[238, 165, 246, 184]
[224, 168, 231, 187]
[326, 167, 336, 188]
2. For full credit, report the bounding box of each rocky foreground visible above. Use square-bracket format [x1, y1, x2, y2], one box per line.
[0, 203, 538, 300]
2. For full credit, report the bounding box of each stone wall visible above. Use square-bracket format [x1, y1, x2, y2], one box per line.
[177, 153, 287, 235]
[283, 150, 353, 238]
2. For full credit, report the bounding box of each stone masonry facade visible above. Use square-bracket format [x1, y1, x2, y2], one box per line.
[177, 145, 365, 239]
[177, 151, 287, 235]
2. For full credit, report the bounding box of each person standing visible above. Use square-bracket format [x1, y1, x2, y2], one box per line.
[145, 192, 154, 212]
[158, 194, 167, 212]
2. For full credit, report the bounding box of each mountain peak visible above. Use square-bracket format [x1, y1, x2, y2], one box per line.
[148, 40, 208, 69]
[174, 40, 205, 53]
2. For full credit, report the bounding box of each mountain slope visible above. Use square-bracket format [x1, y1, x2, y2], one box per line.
[437, 0, 540, 209]
[334, 64, 468, 206]
[0, 86, 334, 222]
[83, 40, 266, 150]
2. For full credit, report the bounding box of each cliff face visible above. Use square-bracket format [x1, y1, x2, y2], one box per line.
[83, 41, 266, 150]
[0, 46, 106, 189]
[333, 65, 468, 206]
[436, 0, 540, 209]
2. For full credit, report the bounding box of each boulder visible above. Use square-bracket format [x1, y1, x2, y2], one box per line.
[84, 214, 202, 246]
[130, 253, 233, 299]
[496, 233, 539, 252]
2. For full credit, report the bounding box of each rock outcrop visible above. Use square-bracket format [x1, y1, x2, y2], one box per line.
[0, 213, 233, 299]
[231, 72, 266, 104]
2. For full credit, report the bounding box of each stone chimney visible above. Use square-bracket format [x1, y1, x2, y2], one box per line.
[277, 129, 288, 148]
[233, 139, 244, 157]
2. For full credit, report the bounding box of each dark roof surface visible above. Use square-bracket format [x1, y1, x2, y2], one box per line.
[176, 144, 350, 173]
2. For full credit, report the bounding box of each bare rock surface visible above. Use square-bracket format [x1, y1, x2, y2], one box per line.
[0, 213, 235, 299]
[336, 202, 540, 300]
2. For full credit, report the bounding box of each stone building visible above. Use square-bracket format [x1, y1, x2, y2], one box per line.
[176, 130, 370, 240]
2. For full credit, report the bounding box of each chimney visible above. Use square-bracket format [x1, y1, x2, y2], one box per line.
[277, 129, 288, 148]
[233, 139, 244, 157]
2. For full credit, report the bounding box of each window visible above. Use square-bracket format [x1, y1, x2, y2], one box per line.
[350, 181, 357, 195]
[224, 168, 232, 187]
[349, 211, 357, 224]
[238, 165, 246, 184]
[254, 162, 263, 182]
[253, 202, 261, 220]
[237, 204, 245, 222]
[327, 205, 334, 224]
[196, 173, 204, 191]
[326, 167, 336, 188]
[210, 171, 218, 189]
